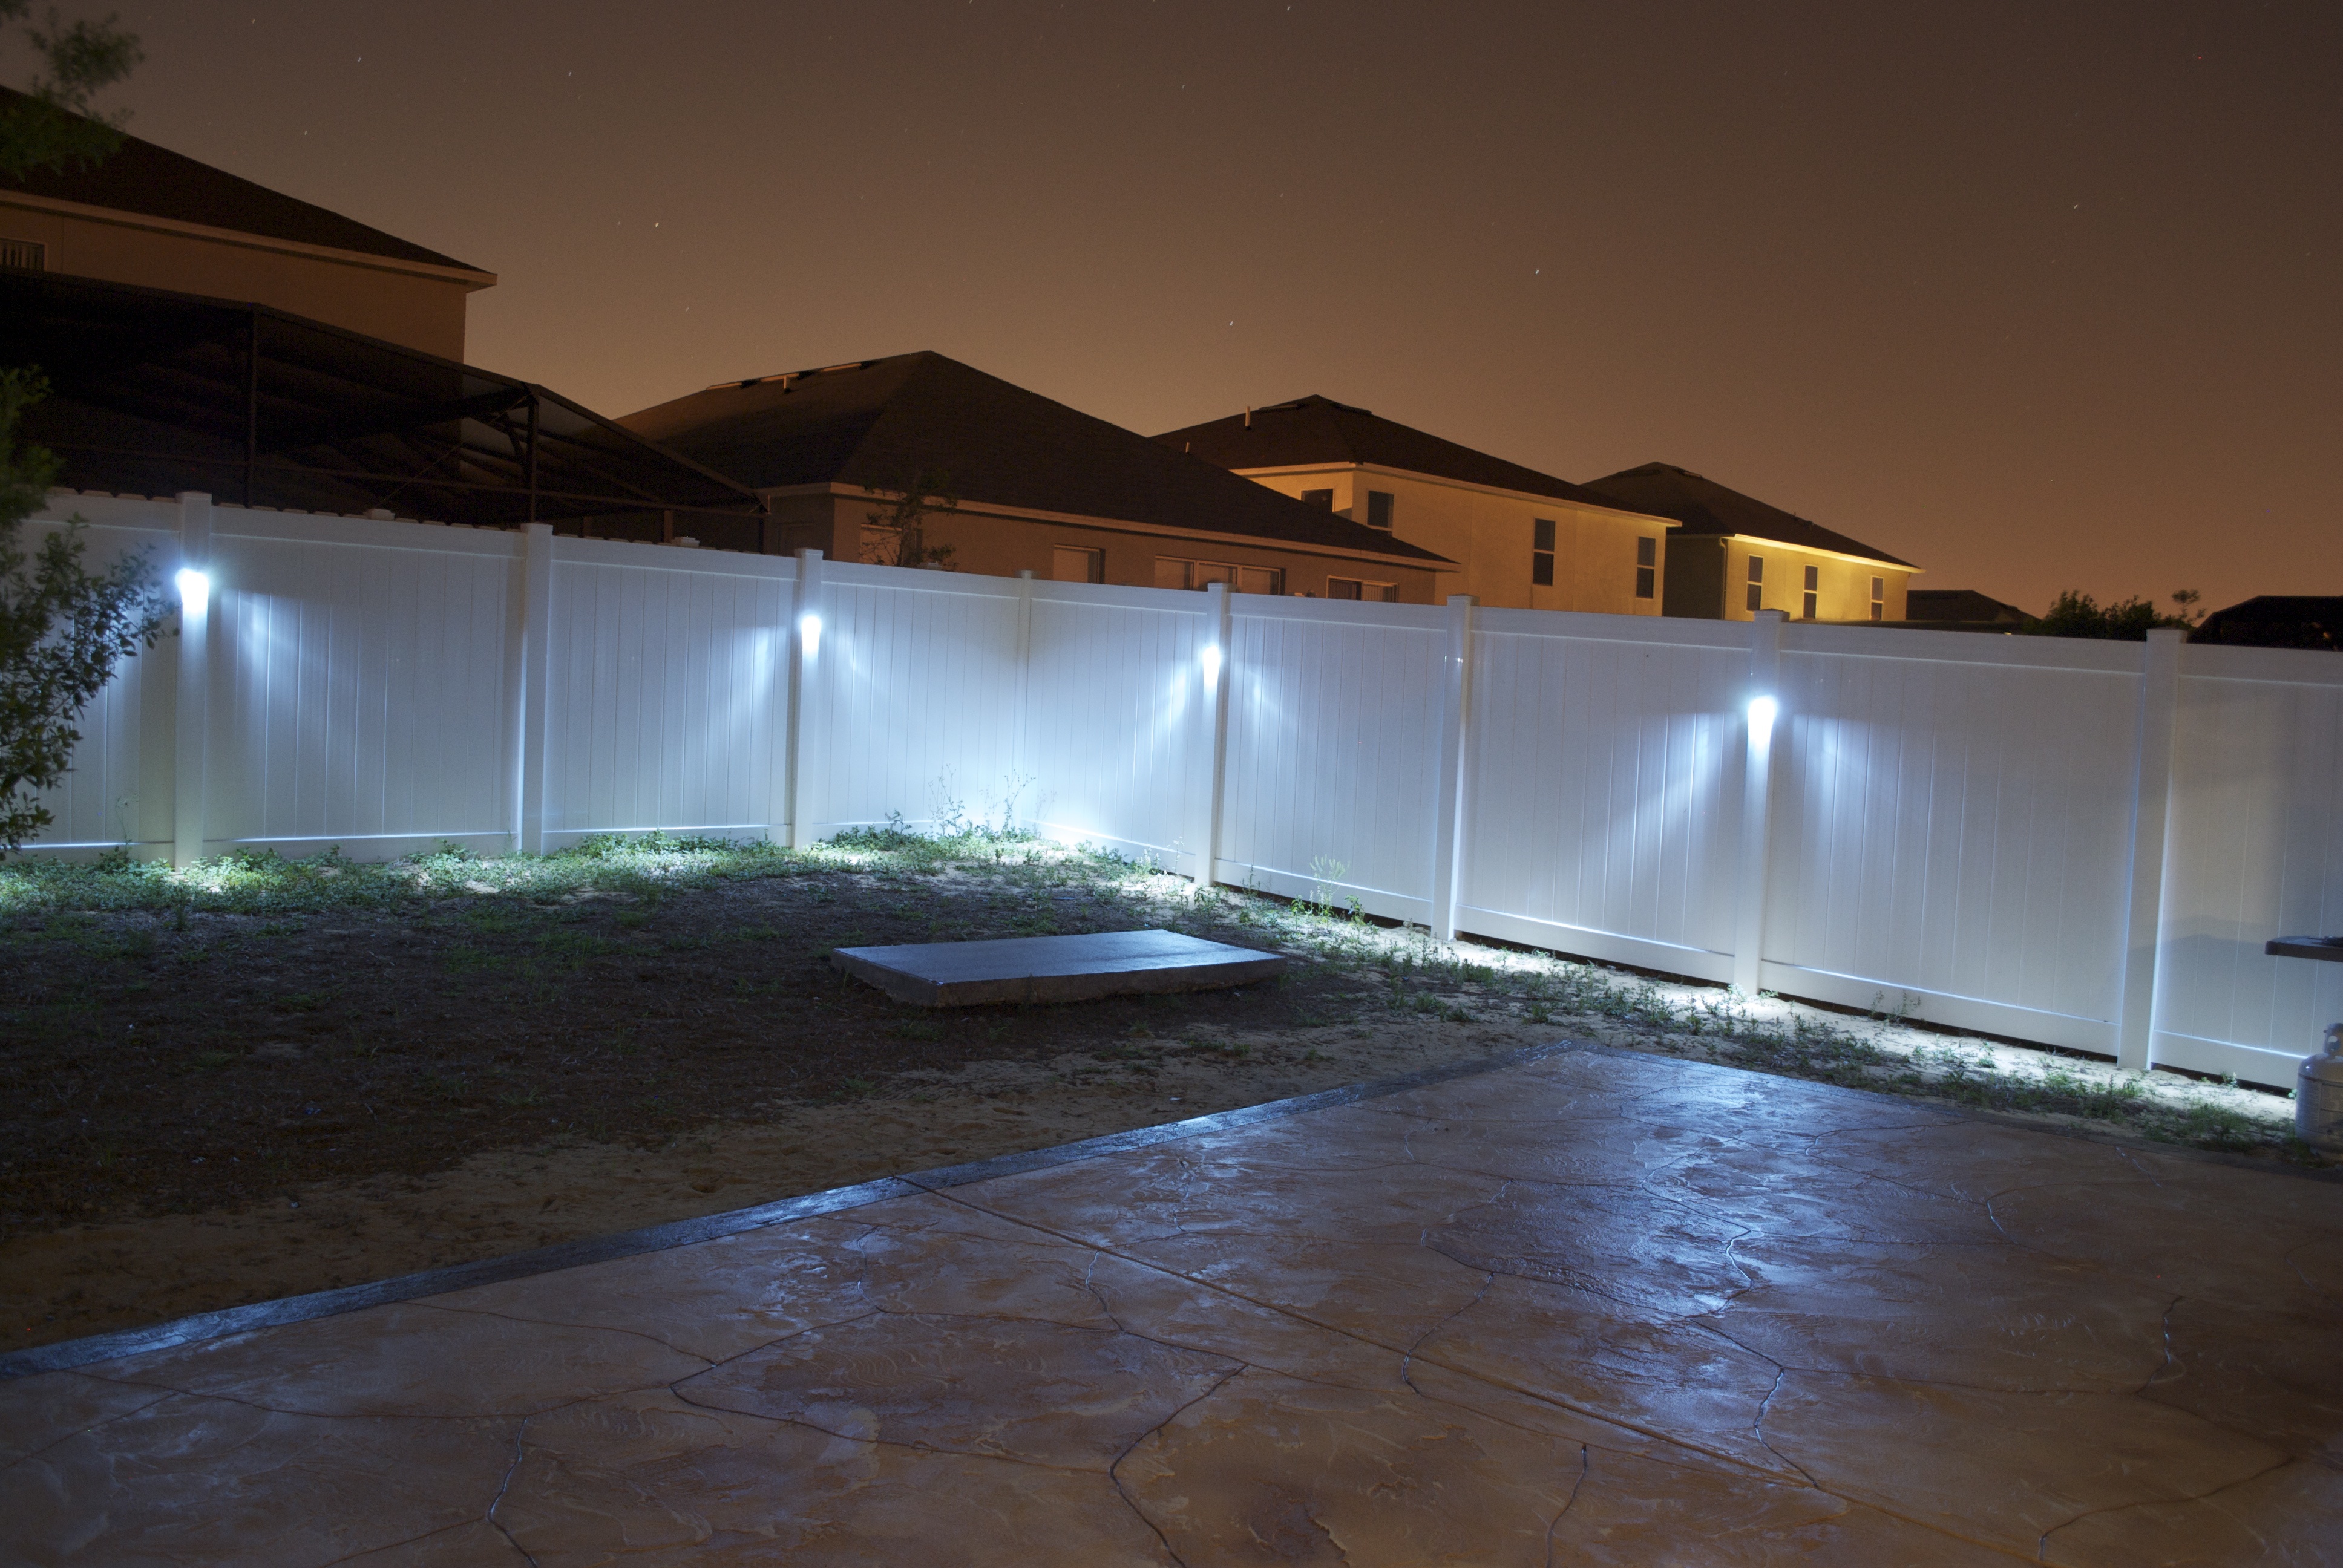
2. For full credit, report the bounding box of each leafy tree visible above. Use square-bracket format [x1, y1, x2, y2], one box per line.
[0, 2, 143, 178]
[2025, 589, 2201, 641]
[1, 370, 166, 851]
[860, 466, 960, 569]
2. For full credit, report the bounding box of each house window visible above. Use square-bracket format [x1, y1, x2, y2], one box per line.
[1328, 577, 1397, 603]
[1870, 576, 1886, 622]
[1155, 557, 1193, 590]
[1802, 564, 1820, 620]
[1745, 555, 1764, 613]
[1193, 561, 1236, 588]
[0, 237, 44, 271]
[1051, 545, 1103, 583]
[1300, 488, 1334, 510]
[1156, 557, 1256, 592]
[1366, 491, 1395, 530]
[1531, 518, 1555, 587]
[1634, 536, 1657, 599]
[1237, 565, 1284, 595]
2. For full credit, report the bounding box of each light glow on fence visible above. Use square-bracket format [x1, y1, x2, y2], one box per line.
[175, 568, 211, 615]
[798, 612, 822, 659]
[1747, 694, 1778, 746]
[1200, 643, 1223, 688]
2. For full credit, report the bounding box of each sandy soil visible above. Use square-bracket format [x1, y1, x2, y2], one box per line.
[6, 1012, 1564, 1350]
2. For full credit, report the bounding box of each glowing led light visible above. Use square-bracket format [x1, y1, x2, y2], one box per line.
[1200, 644, 1223, 687]
[175, 568, 211, 614]
[798, 612, 821, 658]
[1747, 695, 1778, 746]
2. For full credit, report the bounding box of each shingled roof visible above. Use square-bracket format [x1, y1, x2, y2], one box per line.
[619, 355, 1451, 564]
[0, 87, 489, 276]
[1578, 462, 1916, 569]
[1153, 394, 1632, 511]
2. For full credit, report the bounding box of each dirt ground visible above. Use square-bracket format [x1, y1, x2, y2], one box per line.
[2, 840, 2311, 1353]
[3, 856, 1556, 1349]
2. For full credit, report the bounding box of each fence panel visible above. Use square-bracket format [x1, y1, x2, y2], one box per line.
[1022, 581, 1208, 864]
[1760, 630, 2146, 1051]
[809, 564, 1024, 835]
[205, 514, 517, 857]
[1219, 596, 1447, 921]
[543, 540, 795, 844]
[2153, 647, 2343, 1081]
[1460, 612, 1751, 978]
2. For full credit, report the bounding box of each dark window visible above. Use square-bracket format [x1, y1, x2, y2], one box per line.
[1634, 535, 1657, 599]
[1300, 488, 1334, 510]
[0, 238, 45, 271]
[1745, 555, 1764, 613]
[1802, 564, 1820, 619]
[1366, 491, 1395, 530]
[1532, 517, 1555, 587]
[1870, 576, 1886, 622]
[1328, 577, 1363, 601]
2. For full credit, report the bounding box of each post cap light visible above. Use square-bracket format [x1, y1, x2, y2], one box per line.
[1200, 643, 1223, 687]
[798, 612, 822, 659]
[175, 568, 211, 614]
[1747, 694, 1778, 745]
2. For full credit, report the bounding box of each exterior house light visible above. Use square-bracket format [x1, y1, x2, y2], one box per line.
[175, 568, 211, 615]
[1747, 694, 1778, 746]
[1200, 644, 1223, 687]
[798, 612, 821, 659]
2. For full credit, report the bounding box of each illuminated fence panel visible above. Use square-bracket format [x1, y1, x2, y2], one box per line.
[206, 517, 516, 855]
[1460, 612, 1749, 977]
[17, 508, 173, 851]
[544, 543, 794, 844]
[1760, 632, 2145, 1053]
[1022, 581, 1208, 864]
[2153, 652, 2343, 1081]
[809, 565, 1024, 835]
[22, 494, 2343, 1087]
[1220, 597, 1447, 921]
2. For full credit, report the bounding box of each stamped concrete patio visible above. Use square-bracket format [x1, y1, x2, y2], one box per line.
[4, 1042, 2339, 1566]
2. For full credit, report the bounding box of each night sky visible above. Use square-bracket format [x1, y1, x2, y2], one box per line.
[15, 2, 2339, 613]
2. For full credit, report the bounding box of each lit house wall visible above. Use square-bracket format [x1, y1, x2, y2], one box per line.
[1230, 463, 1672, 614]
[1665, 533, 1915, 622]
[0, 196, 489, 360]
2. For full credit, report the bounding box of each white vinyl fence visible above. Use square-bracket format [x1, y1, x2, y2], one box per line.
[24, 491, 2343, 1088]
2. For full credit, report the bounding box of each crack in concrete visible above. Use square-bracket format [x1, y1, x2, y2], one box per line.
[485, 1414, 542, 1566]
[1542, 1444, 1591, 1568]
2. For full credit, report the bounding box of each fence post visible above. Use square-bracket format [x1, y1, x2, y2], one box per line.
[1731, 610, 1786, 993]
[2116, 628, 2184, 1073]
[171, 492, 213, 868]
[514, 522, 555, 855]
[1190, 581, 1232, 886]
[1430, 593, 1477, 940]
[783, 549, 825, 849]
[1012, 570, 1035, 834]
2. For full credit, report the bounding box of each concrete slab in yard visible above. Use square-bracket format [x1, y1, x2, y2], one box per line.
[831, 927, 1287, 1007]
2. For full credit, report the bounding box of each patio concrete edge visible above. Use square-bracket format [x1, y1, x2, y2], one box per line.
[0, 1039, 1588, 1380]
[8, 1036, 2332, 1381]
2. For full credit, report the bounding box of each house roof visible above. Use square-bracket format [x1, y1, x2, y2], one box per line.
[619, 355, 1451, 565]
[4, 269, 760, 529]
[0, 87, 489, 278]
[1152, 394, 1634, 512]
[2192, 596, 2343, 653]
[1577, 462, 1916, 569]
[1905, 589, 2034, 624]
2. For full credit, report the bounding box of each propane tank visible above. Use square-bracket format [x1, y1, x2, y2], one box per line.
[2299, 1023, 2343, 1152]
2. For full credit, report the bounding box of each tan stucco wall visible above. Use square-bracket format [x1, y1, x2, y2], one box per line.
[1, 200, 478, 359]
[1668, 533, 1913, 622]
[759, 491, 1447, 603]
[1234, 466, 1668, 614]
